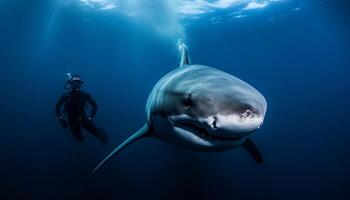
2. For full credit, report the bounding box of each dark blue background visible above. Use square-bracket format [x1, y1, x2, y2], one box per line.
[0, 0, 349, 199]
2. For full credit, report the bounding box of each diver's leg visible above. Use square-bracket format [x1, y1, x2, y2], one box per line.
[81, 118, 108, 145]
[68, 118, 85, 141]
[81, 118, 99, 137]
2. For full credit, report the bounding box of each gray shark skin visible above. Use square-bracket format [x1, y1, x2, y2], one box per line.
[93, 42, 267, 174]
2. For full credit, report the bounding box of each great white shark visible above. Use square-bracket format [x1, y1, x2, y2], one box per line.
[93, 42, 267, 174]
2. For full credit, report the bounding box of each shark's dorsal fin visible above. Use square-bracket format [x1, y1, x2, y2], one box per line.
[178, 40, 190, 68]
[92, 124, 150, 174]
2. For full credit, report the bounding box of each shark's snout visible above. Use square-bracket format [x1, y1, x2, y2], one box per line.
[214, 112, 264, 134]
[206, 97, 266, 138]
[227, 95, 267, 133]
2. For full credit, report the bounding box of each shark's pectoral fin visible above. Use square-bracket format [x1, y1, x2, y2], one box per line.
[92, 124, 150, 174]
[178, 39, 190, 67]
[241, 138, 263, 164]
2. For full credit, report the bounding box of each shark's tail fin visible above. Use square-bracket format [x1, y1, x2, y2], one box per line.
[92, 124, 150, 174]
[177, 39, 190, 67]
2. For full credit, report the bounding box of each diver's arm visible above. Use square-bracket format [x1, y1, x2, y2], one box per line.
[87, 94, 98, 118]
[55, 94, 66, 119]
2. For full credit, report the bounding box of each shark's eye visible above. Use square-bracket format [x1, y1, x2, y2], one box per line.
[184, 93, 192, 107]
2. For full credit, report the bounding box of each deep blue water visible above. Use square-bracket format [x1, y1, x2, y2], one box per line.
[1, 0, 350, 199]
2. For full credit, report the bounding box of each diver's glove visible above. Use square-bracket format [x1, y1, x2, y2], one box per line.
[59, 116, 67, 128]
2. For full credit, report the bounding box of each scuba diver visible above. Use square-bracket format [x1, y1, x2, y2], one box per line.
[56, 73, 108, 145]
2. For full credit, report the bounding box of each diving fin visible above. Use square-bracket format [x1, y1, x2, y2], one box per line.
[92, 124, 150, 174]
[241, 138, 263, 163]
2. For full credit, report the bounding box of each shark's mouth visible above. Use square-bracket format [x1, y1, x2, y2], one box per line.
[174, 121, 241, 142]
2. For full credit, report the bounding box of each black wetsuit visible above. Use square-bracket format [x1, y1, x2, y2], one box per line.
[56, 90, 100, 141]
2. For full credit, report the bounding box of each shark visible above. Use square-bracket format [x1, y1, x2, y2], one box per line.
[93, 41, 267, 174]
